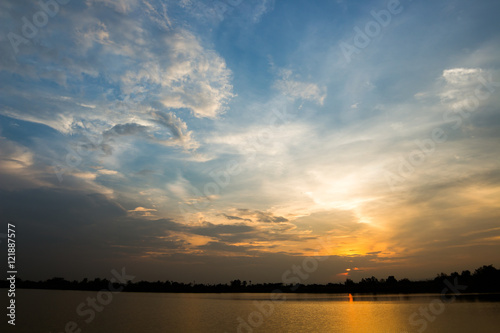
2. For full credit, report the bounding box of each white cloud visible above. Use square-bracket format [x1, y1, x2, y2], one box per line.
[98, 169, 120, 175]
[438, 67, 498, 111]
[274, 69, 327, 105]
[251, 0, 275, 22]
[439, 68, 483, 103]
[442, 68, 483, 86]
[72, 172, 98, 180]
[159, 31, 235, 118]
[0, 106, 76, 135]
[142, 0, 171, 30]
[127, 206, 158, 217]
[75, 20, 112, 52]
[129, 206, 157, 212]
[0, 2, 233, 169]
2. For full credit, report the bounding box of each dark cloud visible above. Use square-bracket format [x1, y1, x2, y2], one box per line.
[134, 169, 155, 176]
[0, 188, 126, 228]
[219, 213, 252, 222]
[3, 183, 486, 284]
[151, 111, 198, 150]
[236, 209, 288, 223]
[189, 221, 257, 243]
[197, 241, 257, 253]
[72, 123, 150, 156]
[257, 212, 288, 223]
[103, 123, 149, 138]
[0, 185, 310, 280]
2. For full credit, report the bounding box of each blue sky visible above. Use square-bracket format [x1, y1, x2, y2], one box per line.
[1, 0, 500, 283]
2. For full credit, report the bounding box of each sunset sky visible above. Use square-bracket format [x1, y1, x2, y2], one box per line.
[1, 0, 500, 283]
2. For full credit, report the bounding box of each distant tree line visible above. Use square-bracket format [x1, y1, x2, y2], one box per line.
[1, 265, 499, 294]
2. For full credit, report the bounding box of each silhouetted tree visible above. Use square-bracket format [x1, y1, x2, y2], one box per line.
[386, 276, 397, 284]
[2, 265, 498, 295]
[230, 279, 241, 289]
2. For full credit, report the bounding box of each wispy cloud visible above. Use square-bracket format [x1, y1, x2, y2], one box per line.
[274, 69, 327, 105]
[152, 111, 199, 150]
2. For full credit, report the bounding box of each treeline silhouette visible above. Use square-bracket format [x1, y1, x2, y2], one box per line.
[1, 265, 499, 294]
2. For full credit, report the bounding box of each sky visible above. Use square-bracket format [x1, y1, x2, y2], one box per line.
[1, 0, 499, 284]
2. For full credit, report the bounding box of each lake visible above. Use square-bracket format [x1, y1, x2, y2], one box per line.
[2, 289, 500, 332]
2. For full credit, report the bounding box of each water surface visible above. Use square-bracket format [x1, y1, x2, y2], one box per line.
[2, 289, 499, 332]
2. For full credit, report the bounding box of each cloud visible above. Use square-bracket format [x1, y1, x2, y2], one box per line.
[274, 69, 327, 105]
[219, 213, 252, 222]
[187, 220, 314, 246]
[72, 172, 98, 180]
[0, 183, 307, 265]
[97, 169, 120, 175]
[76, 19, 112, 52]
[0, 1, 234, 153]
[128, 206, 158, 217]
[86, 0, 139, 14]
[159, 30, 235, 118]
[196, 241, 257, 254]
[78, 117, 198, 157]
[250, 0, 275, 23]
[189, 221, 256, 242]
[0, 139, 49, 190]
[152, 111, 199, 150]
[128, 206, 157, 212]
[439, 67, 485, 105]
[0, 139, 33, 172]
[176, 0, 274, 26]
[104, 123, 149, 138]
[236, 209, 288, 223]
[1, 0, 500, 284]
[72, 123, 149, 157]
[142, 0, 171, 30]
[442, 68, 483, 86]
